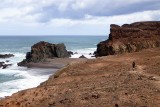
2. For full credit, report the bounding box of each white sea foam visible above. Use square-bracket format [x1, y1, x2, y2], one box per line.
[70, 48, 96, 58]
[0, 67, 51, 97]
[0, 36, 106, 98]
[0, 52, 51, 98]
[0, 47, 96, 97]
[0, 73, 48, 97]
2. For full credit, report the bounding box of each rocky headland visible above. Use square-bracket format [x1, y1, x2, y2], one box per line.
[95, 21, 160, 56]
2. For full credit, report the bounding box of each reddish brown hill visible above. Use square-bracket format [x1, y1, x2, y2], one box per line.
[0, 48, 160, 107]
[95, 21, 160, 56]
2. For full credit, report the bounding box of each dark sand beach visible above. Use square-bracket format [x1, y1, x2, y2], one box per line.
[21, 58, 88, 69]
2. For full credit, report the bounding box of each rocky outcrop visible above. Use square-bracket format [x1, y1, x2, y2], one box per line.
[79, 55, 87, 58]
[2, 64, 12, 69]
[0, 62, 12, 69]
[68, 51, 74, 55]
[0, 54, 14, 58]
[18, 41, 71, 66]
[95, 21, 160, 57]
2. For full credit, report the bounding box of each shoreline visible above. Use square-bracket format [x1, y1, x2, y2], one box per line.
[19, 58, 88, 69]
[0, 48, 160, 106]
[0, 57, 88, 98]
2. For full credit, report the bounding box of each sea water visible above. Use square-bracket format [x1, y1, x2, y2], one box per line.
[0, 36, 106, 97]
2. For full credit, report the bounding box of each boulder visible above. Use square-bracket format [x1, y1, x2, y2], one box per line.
[0, 62, 12, 69]
[0, 54, 14, 58]
[18, 41, 71, 66]
[95, 21, 160, 57]
[6, 60, 10, 63]
[79, 55, 87, 58]
[89, 53, 92, 55]
[2, 64, 12, 69]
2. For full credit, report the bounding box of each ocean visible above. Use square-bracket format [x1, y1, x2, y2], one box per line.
[0, 36, 106, 98]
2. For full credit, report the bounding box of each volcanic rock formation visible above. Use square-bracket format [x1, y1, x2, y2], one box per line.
[0, 62, 12, 69]
[95, 21, 160, 57]
[18, 41, 71, 66]
[0, 54, 14, 58]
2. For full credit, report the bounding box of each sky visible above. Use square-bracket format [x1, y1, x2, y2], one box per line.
[0, 0, 160, 35]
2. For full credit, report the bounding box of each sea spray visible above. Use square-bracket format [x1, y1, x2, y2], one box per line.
[0, 36, 106, 97]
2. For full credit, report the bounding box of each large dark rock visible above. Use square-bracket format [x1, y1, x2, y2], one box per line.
[18, 41, 71, 66]
[0, 54, 14, 58]
[95, 21, 160, 57]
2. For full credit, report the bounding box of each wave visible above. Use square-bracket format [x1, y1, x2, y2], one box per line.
[0, 73, 49, 97]
[0, 47, 97, 97]
[0, 67, 51, 97]
[70, 48, 96, 58]
[0, 52, 51, 98]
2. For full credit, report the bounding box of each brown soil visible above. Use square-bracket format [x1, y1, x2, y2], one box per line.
[0, 48, 160, 107]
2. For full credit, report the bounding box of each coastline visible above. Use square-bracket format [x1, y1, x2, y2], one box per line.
[0, 57, 88, 98]
[0, 48, 160, 106]
[0, 36, 102, 98]
[0, 23, 160, 106]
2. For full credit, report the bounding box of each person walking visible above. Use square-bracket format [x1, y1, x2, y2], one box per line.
[132, 61, 136, 71]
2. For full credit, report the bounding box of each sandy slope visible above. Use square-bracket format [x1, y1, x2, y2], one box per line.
[0, 48, 160, 107]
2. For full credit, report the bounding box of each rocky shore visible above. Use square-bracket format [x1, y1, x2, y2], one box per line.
[0, 47, 160, 107]
[0, 21, 160, 107]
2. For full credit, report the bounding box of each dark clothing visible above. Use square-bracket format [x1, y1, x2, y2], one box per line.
[132, 61, 135, 68]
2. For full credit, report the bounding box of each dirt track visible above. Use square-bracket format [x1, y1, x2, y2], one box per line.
[0, 48, 160, 107]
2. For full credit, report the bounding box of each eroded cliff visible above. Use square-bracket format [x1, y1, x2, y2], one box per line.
[96, 21, 160, 56]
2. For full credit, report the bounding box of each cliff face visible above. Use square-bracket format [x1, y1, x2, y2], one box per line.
[96, 21, 160, 57]
[18, 41, 70, 66]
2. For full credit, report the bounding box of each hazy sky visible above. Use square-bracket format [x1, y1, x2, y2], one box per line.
[0, 0, 160, 35]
